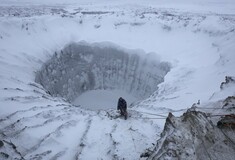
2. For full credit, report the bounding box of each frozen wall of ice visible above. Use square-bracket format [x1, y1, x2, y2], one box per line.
[35, 42, 171, 102]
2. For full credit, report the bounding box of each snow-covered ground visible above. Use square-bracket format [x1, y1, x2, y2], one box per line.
[0, 0, 235, 159]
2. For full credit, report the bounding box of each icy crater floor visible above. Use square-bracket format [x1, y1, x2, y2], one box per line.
[73, 89, 137, 110]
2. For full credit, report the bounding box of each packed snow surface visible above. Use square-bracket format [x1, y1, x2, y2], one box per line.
[0, 0, 235, 159]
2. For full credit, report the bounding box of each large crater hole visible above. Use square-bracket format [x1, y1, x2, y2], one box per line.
[35, 42, 171, 110]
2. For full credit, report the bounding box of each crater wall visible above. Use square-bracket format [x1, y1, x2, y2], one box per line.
[35, 42, 171, 102]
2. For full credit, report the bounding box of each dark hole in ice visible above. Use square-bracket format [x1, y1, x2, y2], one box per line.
[35, 42, 171, 110]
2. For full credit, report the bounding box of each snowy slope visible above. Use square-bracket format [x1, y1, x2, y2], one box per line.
[0, 0, 235, 159]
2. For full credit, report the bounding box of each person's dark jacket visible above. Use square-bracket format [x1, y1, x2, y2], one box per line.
[117, 97, 127, 111]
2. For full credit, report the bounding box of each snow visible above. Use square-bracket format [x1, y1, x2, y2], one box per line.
[0, 0, 235, 159]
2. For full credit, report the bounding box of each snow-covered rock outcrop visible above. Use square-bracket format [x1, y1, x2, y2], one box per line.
[144, 96, 235, 160]
[220, 76, 235, 90]
[35, 42, 170, 102]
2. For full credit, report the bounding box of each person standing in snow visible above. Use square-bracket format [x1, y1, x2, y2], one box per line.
[117, 97, 128, 120]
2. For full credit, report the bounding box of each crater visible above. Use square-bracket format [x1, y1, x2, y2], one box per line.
[35, 42, 171, 110]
